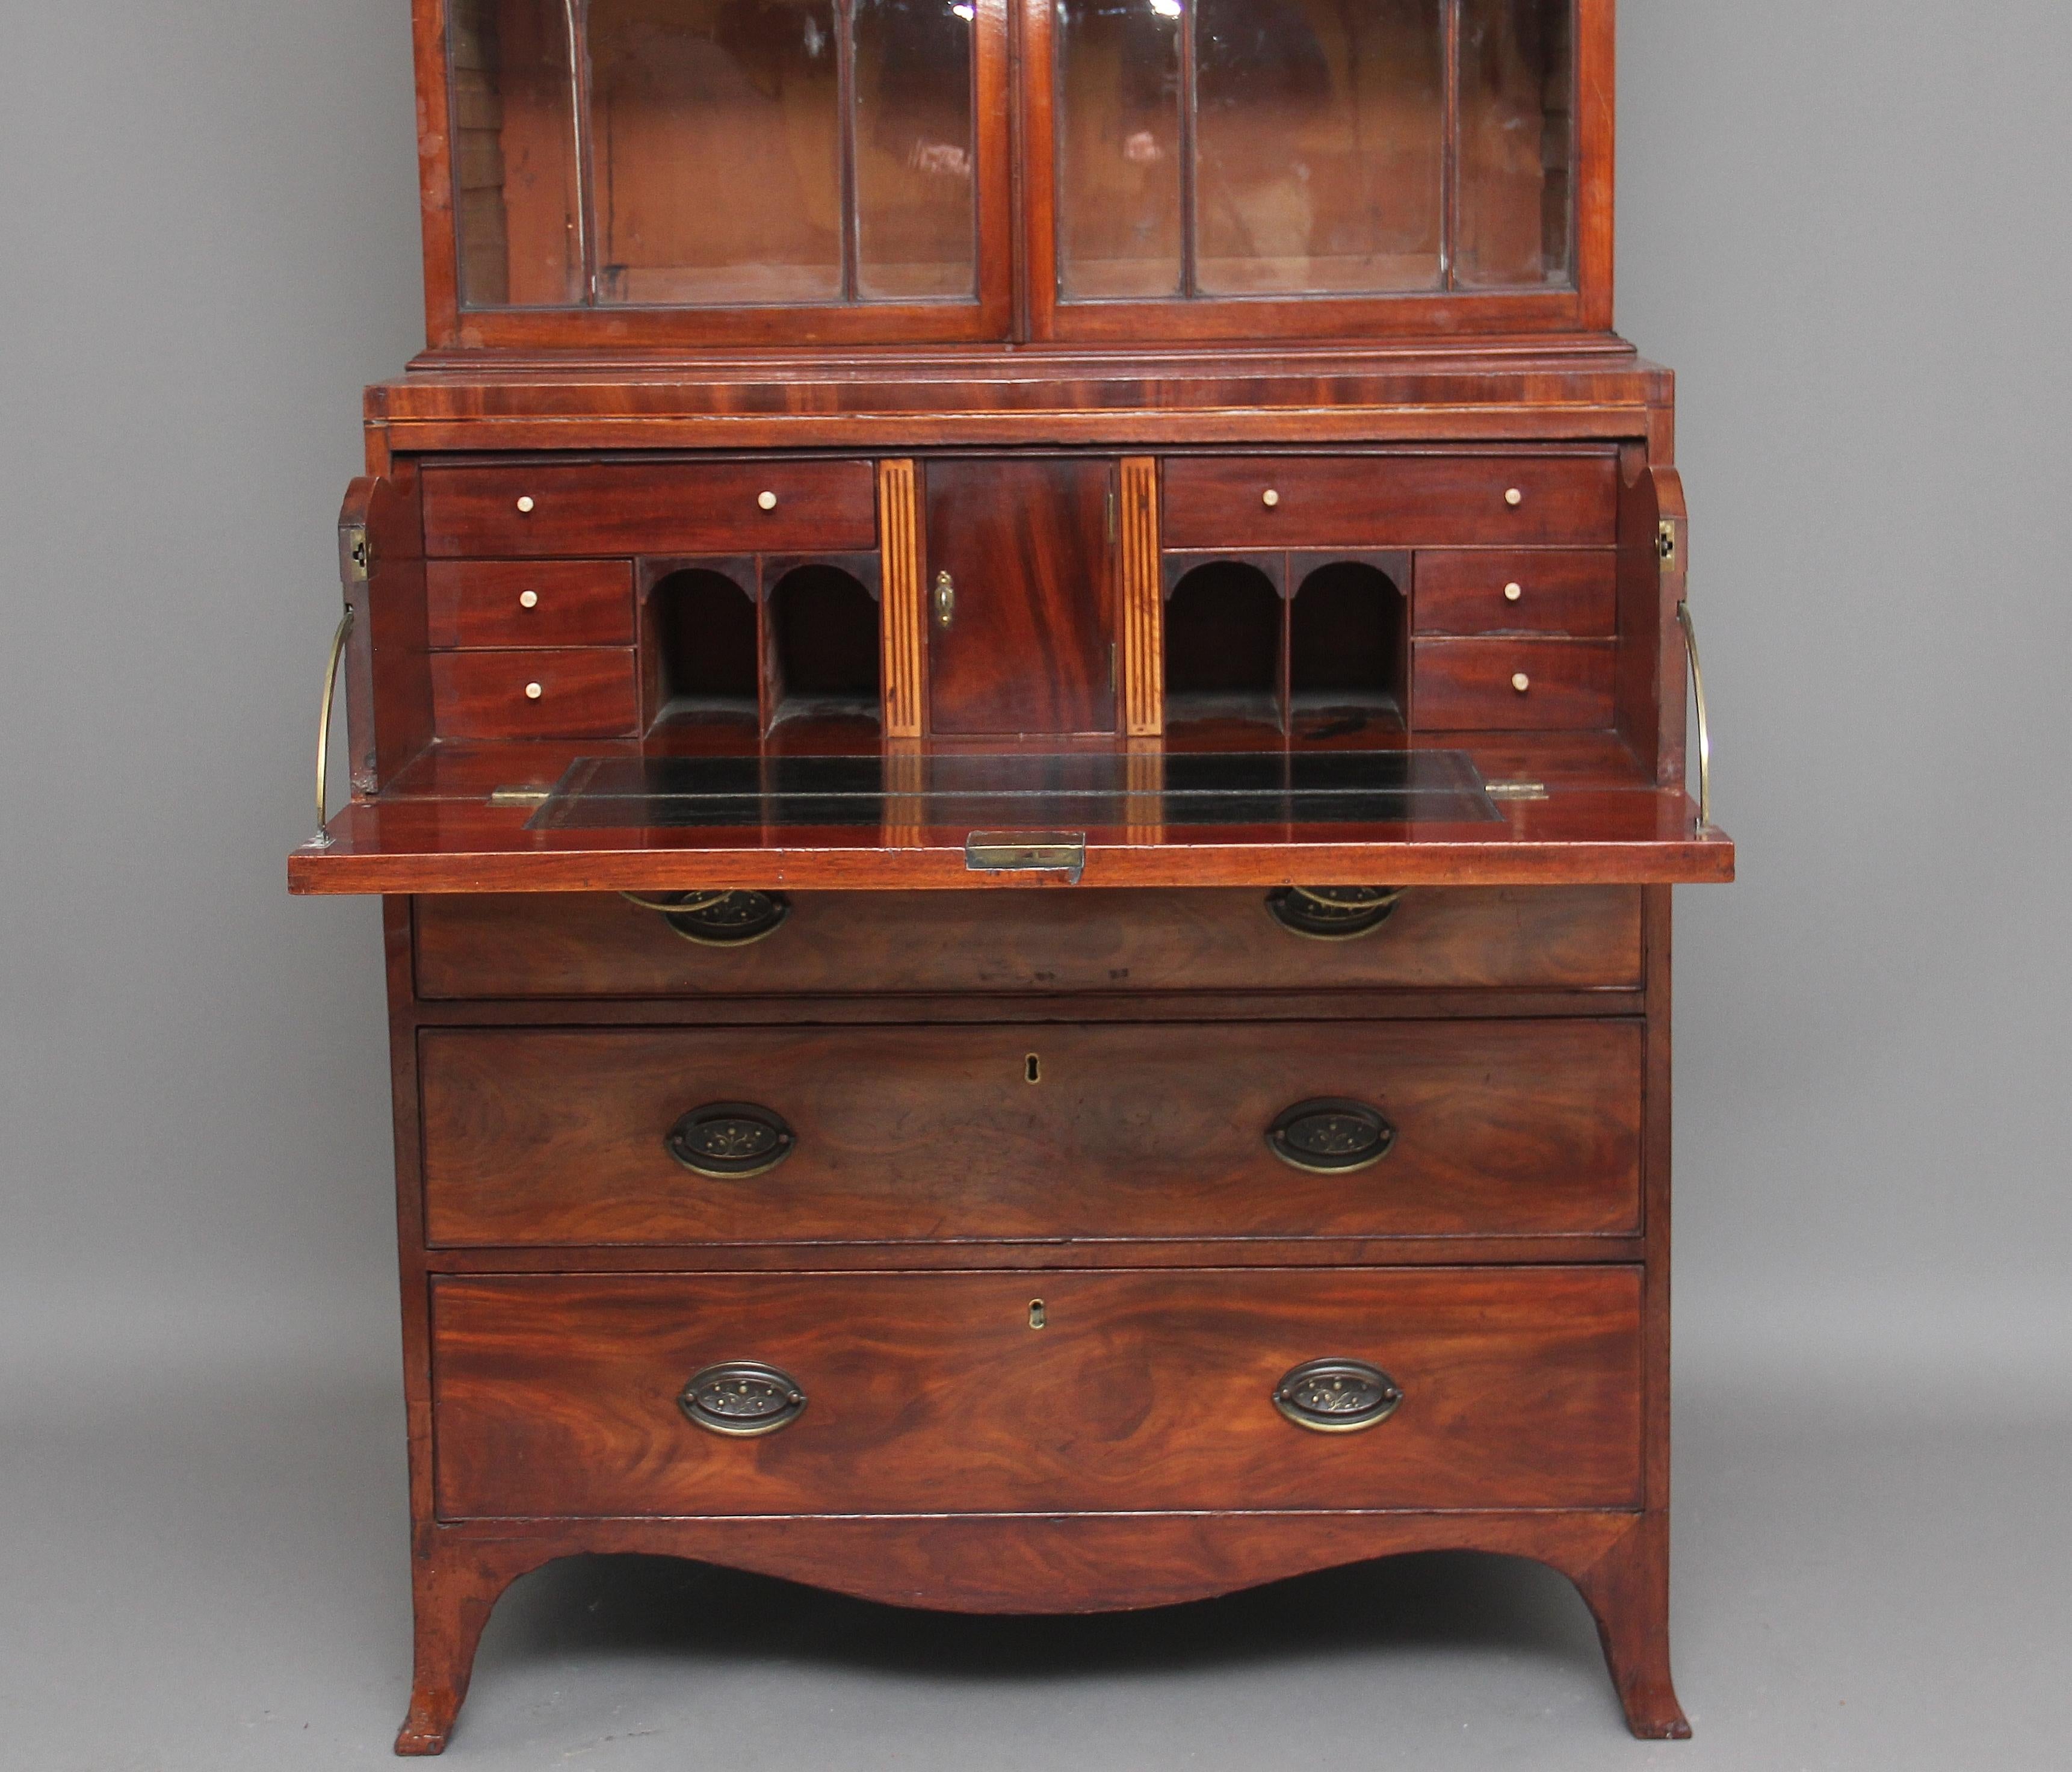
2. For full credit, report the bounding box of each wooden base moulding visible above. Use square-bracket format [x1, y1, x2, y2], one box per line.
[394, 1511, 1689, 1755]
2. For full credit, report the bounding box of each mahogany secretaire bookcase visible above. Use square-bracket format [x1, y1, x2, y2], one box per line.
[289, 0, 1732, 1750]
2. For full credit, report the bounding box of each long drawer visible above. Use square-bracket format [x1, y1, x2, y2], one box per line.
[418, 1019, 1643, 1246]
[430, 1267, 1644, 1519]
[1161, 454, 1619, 550]
[413, 886, 1644, 999]
[421, 459, 878, 558]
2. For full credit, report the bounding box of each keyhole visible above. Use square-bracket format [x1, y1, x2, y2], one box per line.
[1025, 1054, 1041, 1085]
[1028, 1300, 1047, 1330]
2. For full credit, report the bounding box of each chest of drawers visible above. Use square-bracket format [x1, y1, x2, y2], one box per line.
[335, 870, 1704, 1752]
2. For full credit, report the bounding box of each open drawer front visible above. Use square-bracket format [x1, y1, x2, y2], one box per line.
[288, 730, 1730, 893]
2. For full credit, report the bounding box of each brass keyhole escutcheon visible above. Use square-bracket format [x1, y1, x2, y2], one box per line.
[1028, 1300, 1047, 1330]
[1025, 1053, 1042, 1085]
[933, 569, 956, 628]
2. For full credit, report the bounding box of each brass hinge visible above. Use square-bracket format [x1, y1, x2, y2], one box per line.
[966, 831, 1087, 882]
[342, 522, 371, 583]
[1656, 519, 1679, 573]
[1484, 779, 1549, 802]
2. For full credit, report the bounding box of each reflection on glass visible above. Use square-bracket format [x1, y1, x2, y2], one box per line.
[588, 0, 844, 306]
[450, 0, 586, 306]
[1457, 0, 1573, 287]
[1196, 0, 1442, 295]
[1057, 0, 1185, 300]
[855, 0, 977, 299]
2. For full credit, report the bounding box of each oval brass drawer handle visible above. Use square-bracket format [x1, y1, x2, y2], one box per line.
[1274, 1358, 1403, 1433]
[666, 1103, 796, 1179]
[1264, 885, 1405, 941]
[620, 889, 791, 947]
[1267, 1098, 1396, 1174]
[679, 1362, 807, 1438]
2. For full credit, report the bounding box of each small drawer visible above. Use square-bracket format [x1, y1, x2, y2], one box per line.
[430, 1267, 1644, 1519]
[422, 459, 878, 559]
[413, 886, 1644, 999]
[427, 560, 634, 648]
[1161, 455, 1618, 550]
[418, 1018, 1644, 1247]
[1414, 639, 1616, 731]
[429, 648, 638, 739]
[1415, 550, 1616, 636]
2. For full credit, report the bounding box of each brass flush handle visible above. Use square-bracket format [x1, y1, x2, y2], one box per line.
[933, 569, 956, 628]
[1273, 1359, 1403, 1434]
[1267, 1098, 1397, 1174]
[665, 1103, 797, 1179]
[679, 1363, 807, 1437]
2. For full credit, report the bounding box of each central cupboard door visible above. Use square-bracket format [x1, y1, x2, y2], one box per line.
[926, 459, 1118, 735]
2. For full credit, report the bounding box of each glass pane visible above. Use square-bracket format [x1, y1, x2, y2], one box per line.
[1457, 0, 1574, 288]
[588, 0, 843, 306]
[1195, 0, 1443, 296]
[450, 0, 585, 307]
[529, 750, 1500, 831]
[855, 0, 977, 299]
[1056, 0, 1185, 300]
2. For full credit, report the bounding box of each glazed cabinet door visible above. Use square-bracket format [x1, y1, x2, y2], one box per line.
[924, 458, 1119, 736]
[1028, 0, 1606, 342]
[436, 0, 1013, 345]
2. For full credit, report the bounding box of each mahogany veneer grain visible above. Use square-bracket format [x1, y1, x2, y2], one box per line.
[429, 1267, 1644, 1519]
[417, 1018, 1644, 1247]
[412, 885, 1644, 1000]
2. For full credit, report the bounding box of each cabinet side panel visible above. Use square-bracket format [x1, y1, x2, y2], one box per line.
[1616, 456, 1687, 787]
[341, 468, 433, 794]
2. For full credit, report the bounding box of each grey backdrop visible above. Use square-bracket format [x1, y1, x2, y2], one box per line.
[3, 4, 2067, 1768]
